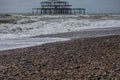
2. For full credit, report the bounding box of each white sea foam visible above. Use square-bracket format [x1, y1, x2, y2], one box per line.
[0, 14, 120, 51]
[0, 37, 70, 51]
[0, 15, 120, 40]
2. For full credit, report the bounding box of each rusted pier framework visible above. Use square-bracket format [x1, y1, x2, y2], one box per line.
[32, 0, 86, 14]
[32, 8, 85, 14]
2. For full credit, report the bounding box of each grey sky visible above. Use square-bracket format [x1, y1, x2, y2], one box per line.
[0, 0, 120, 13]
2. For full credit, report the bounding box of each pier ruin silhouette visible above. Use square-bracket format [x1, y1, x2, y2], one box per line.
[32, 0, 85, 15]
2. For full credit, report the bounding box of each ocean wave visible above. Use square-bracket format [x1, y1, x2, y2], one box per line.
[0, 14, 120, 40]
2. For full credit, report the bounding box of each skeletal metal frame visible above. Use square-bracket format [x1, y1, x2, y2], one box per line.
[32, 0, 86, 14]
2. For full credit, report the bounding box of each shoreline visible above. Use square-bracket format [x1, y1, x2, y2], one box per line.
[0, 27, 120, 51]
[0, 35, 120, 79]
[35, 27, 120, 38]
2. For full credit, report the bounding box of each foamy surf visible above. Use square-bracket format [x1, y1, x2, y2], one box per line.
[0, 37, 70, 51]
[0, 14, 120, 40]
[0, 14, 120, 51]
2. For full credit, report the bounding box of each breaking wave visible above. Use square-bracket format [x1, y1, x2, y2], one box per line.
[0, 14, 120, 40]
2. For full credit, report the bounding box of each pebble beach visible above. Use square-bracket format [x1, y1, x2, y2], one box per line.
[0, 35, 120, 80]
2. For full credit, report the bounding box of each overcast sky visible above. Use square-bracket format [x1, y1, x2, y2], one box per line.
[0, 0, 120, 13]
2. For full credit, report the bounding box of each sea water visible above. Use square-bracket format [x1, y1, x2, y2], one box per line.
[0, 14, 120, 51]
